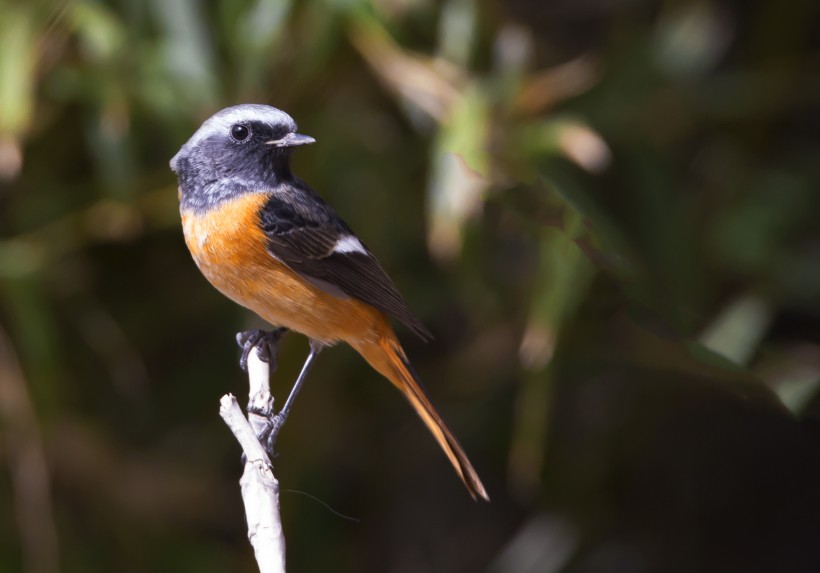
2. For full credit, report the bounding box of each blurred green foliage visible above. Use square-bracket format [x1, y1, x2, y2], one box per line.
[1, 0, 819, 571]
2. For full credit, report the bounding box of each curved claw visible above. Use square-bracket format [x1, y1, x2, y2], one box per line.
[236, 328, 287, 372]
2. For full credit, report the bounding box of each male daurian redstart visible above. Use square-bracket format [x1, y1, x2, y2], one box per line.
[170, 104, 488, 501]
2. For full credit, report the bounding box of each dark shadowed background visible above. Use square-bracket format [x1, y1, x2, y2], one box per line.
[1, 0, 819, 572]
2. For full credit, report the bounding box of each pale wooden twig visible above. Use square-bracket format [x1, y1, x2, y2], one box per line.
[219, 345, 286, 573]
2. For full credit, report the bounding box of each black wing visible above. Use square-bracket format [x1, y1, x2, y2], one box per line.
[259, 184, 432, 341]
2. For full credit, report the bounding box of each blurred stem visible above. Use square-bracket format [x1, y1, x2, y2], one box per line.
[509, 212, 595, 498]
[0, 184, 179, 280]
[0, 324, 59, 573]
[0, 278, 62, 412]
[508, 368, 553, 499]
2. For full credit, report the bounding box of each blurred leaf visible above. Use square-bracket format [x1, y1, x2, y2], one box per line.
[515, 54, 599, 115]
[72, 1, 125, 61]
[776, 377, 820, 416]
[427, 85, 489, 260]
[0, 7, 36, 136]
[151, 0, 219, 108]
[437, 0, 477, 67]
[698, 294, 773, 366]
[227, 0, 293, 94]
[520, 116, 611, 174]
[653, 1, 732, 77]
[348, 8, 462, 122]
[487, 515, 576, 573]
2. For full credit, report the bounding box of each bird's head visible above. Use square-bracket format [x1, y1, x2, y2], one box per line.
[170, 103, 314, 179]
[171, 104, 315, 211]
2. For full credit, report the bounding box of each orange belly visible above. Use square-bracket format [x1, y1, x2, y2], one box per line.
[180, 192, 389, 345]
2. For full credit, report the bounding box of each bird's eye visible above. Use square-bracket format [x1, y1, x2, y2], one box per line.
[231, 124, 250, 142]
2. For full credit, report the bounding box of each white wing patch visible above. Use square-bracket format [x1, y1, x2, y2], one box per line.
[333, 235, 367, 255]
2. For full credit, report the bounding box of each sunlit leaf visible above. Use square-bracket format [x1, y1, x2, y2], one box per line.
[427, 85, 489, 260]
[0, 7, 36, 157]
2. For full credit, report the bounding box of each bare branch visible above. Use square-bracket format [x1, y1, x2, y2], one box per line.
[219, 345, 286, 573]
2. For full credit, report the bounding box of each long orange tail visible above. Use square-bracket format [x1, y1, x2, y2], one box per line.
[353, 333, 489, 501]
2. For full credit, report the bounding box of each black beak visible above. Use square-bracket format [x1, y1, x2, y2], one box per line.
[266, 132, 316, 148]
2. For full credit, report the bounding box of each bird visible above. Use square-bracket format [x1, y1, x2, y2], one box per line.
[170, 104, 488, 501]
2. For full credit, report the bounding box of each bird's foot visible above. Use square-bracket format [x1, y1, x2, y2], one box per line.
[236, 328, 287, 372]
[242, 414, 285, 459]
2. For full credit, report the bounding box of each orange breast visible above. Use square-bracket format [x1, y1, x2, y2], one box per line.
[180, 193, 389, 345]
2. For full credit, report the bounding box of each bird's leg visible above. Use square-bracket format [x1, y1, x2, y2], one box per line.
[264, 339, 324, 452]
[236, 328, 287, 439]
[236, 328, 288, 373]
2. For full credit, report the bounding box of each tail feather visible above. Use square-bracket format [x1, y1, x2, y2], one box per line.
[354, 334, 489, 501]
